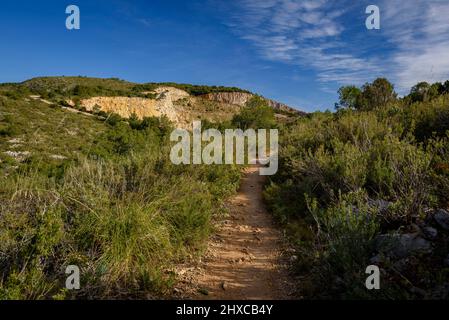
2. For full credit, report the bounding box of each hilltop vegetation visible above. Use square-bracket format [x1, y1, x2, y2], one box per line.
[0, 76, 252, 102]
[265, 78, 449, 299]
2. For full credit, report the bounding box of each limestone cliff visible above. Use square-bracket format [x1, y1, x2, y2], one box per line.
[200, 92, 303, 115]
[201, 92, 254, 107]
[73, 87, 188, 123]
[69, 86, 303, 128]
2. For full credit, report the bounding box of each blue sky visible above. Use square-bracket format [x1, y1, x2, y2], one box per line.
[1, 1, 448, 112]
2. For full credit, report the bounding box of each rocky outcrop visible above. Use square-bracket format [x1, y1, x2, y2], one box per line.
[375, 233, 432, 259]
[265, 98, 305, 115]
[200, 92, 304, 115]
[69, 86, 305, 126]
[75, 87, 188, 123]
[434, 209, 449, 231]
[200, 92, 254, 107]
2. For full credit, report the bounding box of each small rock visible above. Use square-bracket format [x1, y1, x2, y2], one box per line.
[50, 154, 67, 160]
[434, 209, 449, 231]
[369, 254, 384, 265]
[8, 138, 23, 144]
[4, 151, 31, 162]
[173, 287, 182, 294]
[421, 226, 438, 240]
[368, 199, 392, 213]
[375, 233, 432, 258]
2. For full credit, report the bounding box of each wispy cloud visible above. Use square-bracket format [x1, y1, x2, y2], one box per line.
[222, 0, 449, 94]
[136, 18, 151, 28]
[382, 0, 449, 92]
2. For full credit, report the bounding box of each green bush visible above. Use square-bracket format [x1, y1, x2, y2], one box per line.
[231, 96, 276, 130]
[265, 86, 449, 298]
[303, 191, 379, 298]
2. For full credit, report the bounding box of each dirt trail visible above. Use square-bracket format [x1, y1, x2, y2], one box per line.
[177, 165, 292, 300]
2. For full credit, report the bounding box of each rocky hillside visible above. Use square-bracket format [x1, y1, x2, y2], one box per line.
[9, 76, 304, 128]
[71, 89, 303, 128]
[201, 92, 304, 115]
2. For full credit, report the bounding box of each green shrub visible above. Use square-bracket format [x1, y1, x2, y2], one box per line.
[303, 191, 379, 298]
[265, 89, 449, 298]
[231, 96, 276, 130]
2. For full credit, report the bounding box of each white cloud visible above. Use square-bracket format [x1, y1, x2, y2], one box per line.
[382, 0, 449, 92]
[223, 0, 449, 94]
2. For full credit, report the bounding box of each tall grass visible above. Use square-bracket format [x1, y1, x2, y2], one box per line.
[0, 99, 241, 299]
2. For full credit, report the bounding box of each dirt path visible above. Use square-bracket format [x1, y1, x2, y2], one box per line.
[176, 165, 293, 300]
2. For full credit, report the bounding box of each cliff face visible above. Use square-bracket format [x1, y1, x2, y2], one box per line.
[200, 92, 254, 107]
[265, 99, 306, 115]
[200, 92, 303, 115]
[74, 87, 188, 123]
[69, 86, 304, 128]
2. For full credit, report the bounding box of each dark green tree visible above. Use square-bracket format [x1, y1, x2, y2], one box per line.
[335, 85, 362, 110]
[358, 78, 397, 110]
[231, 96, 276, 130]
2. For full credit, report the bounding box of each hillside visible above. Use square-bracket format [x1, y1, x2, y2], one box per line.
[0, 82, 246, 299]
[0, 77, 304, 129]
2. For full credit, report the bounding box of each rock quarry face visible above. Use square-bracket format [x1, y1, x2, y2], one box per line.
[200, 92, 254, 107]
[200, 92, 303, 115]
[77, 86, 188, 123]
[72, 87, 303, 127]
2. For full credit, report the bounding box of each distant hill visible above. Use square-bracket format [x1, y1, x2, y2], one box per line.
[0, 76, 305, 128]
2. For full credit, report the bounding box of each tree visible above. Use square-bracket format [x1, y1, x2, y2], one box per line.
[358, 78, 397, 110]
[442, 80, 449, 95]
[231, 96, 276, 130]
[409, 82, 431, 102]
[128, 112, 142, 130]
[335, 86, 362, 110]
[409, 81, 442, 103]
[429, 82, 442, 99]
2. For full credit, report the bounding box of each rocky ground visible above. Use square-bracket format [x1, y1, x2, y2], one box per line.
[369, 202, 449, 299]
